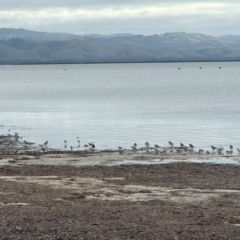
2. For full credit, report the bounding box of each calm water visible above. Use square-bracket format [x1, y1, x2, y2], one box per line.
[0, 62, 240, 150]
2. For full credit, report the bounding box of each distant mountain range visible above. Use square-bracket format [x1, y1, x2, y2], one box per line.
[0, 28, 240, 64]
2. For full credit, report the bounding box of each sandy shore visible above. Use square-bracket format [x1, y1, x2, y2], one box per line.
[1, 134, 240, 239]
[1, 150, 240, 239]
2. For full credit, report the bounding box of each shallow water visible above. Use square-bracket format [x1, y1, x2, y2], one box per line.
[0, 62, 240, 151]
[111, 158, 240, 166]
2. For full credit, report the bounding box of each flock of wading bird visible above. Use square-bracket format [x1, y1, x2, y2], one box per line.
[1, 132, 240, 157]
[0, 132, 97, 155]
[118, 141, 240, 156]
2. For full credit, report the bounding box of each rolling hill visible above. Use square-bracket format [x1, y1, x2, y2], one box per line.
[0, 28, 240, 63]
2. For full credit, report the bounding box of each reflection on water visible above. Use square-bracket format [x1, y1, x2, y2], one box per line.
[0, 62, 240, 150]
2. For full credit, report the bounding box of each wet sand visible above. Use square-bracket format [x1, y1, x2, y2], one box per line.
[1, 134, 240, 239]
[1, 149, 240, 239]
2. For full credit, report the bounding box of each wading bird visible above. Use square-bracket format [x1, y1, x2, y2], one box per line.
[189, 144, 195, 149]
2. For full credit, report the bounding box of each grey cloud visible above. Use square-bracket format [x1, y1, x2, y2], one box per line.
[1, 0, 240, 10]
[1, 13, 239, 37]
[0, 0, 240, 36]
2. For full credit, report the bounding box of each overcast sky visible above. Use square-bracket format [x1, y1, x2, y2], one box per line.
[0, 0, 239, 36]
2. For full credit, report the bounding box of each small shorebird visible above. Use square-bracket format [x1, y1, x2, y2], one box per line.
[145, 142, 150, 149]
[89, 143, 95, 149]
[168, 141, 174, 147]
[89, 147, 95, 152]
[230, 145, 233, 150]
[84, 144, 88, 148]
[189, 144, 195, 149]
[154, 144, 160, 148]
[154, 148, 160, 155]
[160, 149, 167, 155]
[180, 143, 185, 148]
[118, 149, 124, 155]
[226, 150, 233, 155]
[131, 146, 137, 153]
[211, 146, 217, 152]
[198, 149, 204, 154]
[44, 141, 48, 146]
[217, 148, 224, 155]
[70, 146, 73, 151]
[237, 148, 240, 154]
[14, 135, 20, 141]
[118, 146, 123, 150]
[133, 143, 137, 147]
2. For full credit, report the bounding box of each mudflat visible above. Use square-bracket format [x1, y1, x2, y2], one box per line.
[1, 151, 240, 239]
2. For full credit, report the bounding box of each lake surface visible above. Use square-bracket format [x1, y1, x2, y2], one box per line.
[0, 62, 240, 151]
